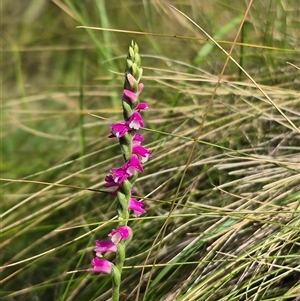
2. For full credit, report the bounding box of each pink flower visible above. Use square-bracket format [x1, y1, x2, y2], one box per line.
[107, 155, 143, 186]
[94, 240, 117, 257]
[87, 258, 112, 274]
[132, 144, 151, 163]
[129, 198, 146, 217]
[132, 133, 144, 144]
[104, 175, 120, 196]
[126, 74, 144, 94]
[135, 103, 148, 111]
[132, 133, 151, 162]
[125, 155, 144, 175]
[104, 175, 119, 188]
[109, 166, 130, 185]
[109, 226, 131, 244]
[138, 83, 144, 93]
[109, 122, 129, 138]
[123, 89, 137, 102]
[127, 112, 144, 130]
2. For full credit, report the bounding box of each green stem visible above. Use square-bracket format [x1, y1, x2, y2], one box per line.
[119, 133, 132, 162]
[111, 264, 121, 301]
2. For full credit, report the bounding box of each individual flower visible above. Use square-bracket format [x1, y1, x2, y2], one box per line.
[123, 89, 137, 102]
[104, 174, 119, 189]
[109, 122, 129, 138]
[125, 155, 144, 175]
[109, 226, 131, 244]
[129, 197, 146, 217]
[104, 175, 122, 197]
[127, 112, 144, 130]
[87, 257, 112, 274]
[107, 155, 143, 186]
[94, 240, 117, 257]
[126, 73, 144, 92]
[109, 166, 130, 185]
[123, 89, 138, 103]
[137, 82, 144, 93]
[132, 144, 151, 163]
[135, 103, 148, 111]
[123, 82, 144, 103]
[132, 133, 144, 144]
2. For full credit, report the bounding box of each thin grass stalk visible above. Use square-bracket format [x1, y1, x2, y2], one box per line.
[79, 51, 86, 171]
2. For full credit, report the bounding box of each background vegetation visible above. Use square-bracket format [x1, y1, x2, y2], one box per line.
[2, 1, 299, 300]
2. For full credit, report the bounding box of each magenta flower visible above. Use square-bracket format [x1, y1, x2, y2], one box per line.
[127, 112, 144, 130]
[104, 175, 119, 188]
[129, 197, 146, 217]
[109, 122, 129, 138]
[104, 175, 121, 196]
[94, 240, 117, 257]
[110, 166, 130, 185]
[125, 155, 144, 175]
[107, 155, 143, 186]
[109, 226, 131, 244]
[135, 103, 148, 111]
[132, 133, 144, 144]
[87, 257, 112, 274]
[123, 89, 137, 102]
[132, 144, 151, 163]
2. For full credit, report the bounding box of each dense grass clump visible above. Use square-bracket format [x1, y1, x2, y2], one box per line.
[2, 1, 299, 301]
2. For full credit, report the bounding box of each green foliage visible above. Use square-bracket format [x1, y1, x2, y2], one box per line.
[2, 1, 299, 301]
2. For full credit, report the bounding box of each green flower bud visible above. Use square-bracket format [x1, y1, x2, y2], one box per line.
[129, 46, 134, 59]
[133, 42, 139, 55]
[134, 53, 141, 67]
[126, 59, 133, 68]
[132, 63, 139, 80]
